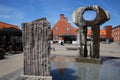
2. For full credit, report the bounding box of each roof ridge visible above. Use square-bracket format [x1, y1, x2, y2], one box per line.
[0, 22, 19, 29]
[0, 22, 17, 26]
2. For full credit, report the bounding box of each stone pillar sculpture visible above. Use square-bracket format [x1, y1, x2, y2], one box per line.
[22, 18, 52, 80]
[72, 5, 110, 60]
[79, 26, 88, 57]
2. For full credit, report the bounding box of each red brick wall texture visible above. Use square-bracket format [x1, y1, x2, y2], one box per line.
[112, 25, 120, 42]
[51, 14, 77, 41]
[51, 14, 112, 41]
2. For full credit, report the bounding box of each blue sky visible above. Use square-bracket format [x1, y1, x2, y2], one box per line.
[0, 0, 120, 29]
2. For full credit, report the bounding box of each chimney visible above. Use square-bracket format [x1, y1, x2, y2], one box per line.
[60, 14, 64, 19]
[105, 25, 112, 39]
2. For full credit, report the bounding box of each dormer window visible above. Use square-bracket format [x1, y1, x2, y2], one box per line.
[66, 27, 69, 31]
[55, 27, 58, 31]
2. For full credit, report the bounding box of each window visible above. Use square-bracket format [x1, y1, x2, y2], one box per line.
[55, 27, 58, 31]
[66, 27, 69, 31]
[55, 35, 59, 40]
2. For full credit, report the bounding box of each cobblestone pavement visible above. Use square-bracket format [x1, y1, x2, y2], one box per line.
[51, 42, 120, 57]
[0, 67, 23, 80]
[0, 42, 120, 80]
[0, 53, 23, 79]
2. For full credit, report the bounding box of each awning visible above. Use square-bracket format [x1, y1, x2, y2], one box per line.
[61, 34, 76, 37]
[0, 27, 22, 36]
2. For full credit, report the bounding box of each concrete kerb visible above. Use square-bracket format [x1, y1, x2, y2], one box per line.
[21, 75, 52, 80]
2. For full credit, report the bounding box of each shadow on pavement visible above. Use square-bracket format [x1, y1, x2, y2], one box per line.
[50, 68, 77, 80]
[101, 56, 120, 63]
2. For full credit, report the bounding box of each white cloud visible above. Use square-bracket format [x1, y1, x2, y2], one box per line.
[0, 5, 13, 12]
[0, 5, 25, 20]
[0, 14, 11, 18]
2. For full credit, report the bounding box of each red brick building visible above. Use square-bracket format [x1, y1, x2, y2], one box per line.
[87, 29, 106, 38]
[51, 14, 77, 43]
[83, 26, 112, 42]
[51, 14, 113, 43]
[104, 26, 112, 38]
[112, 25, 120, 42]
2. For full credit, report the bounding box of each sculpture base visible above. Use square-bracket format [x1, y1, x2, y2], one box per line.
[21, 75, 52, 80]
[76, 57, 101, 64]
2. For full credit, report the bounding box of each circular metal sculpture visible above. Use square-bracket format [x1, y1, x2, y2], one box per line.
[72, 5, 110, 59]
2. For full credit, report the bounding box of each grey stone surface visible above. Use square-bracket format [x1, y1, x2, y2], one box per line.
[72, 5, 110, 59]
[0, 43, 120, 80]
[0, 67, 23, 80]
[0, 54, 23, 77]
[22, 18, 51, 77]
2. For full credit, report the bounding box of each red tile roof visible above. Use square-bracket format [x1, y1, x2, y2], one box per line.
[0, 22, 19, 29]
[87, 29, 106, 36]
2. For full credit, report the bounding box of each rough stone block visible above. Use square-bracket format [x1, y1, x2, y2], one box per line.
[76, 57, 101, 64]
